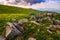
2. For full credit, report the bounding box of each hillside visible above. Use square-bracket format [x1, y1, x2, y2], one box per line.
[0, 5, 41, 14]
[0, 5, 60, 40]
[0, 5, 44, 35]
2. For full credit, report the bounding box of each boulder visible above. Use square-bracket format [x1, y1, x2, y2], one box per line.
[18, 19, 28, 24]
[51, 19, 60, 25]
[43, 17, 52, 21]
[47, 25, 60, 33]
[47, 13, 57, 19]
[28, 37, 36, 40]
[30, 13, 37, 21]
[13, 22, 24, 32]
[36, 13, 44, 19]
[47, 30, 52, 34]
[30, 15, 37, 21]
[47, 13, 54, 17]
[56, 30, 60, 34]
[5, 22, 21, 38]
[56, 25, 60, 29]
[12, 19, 25, 32]
[30, 21, 40, 25]
[37, 18, 43, 22]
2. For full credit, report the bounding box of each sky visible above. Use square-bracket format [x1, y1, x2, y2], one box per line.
[30, 0, 60, 9]
[0, 0, 60, 9]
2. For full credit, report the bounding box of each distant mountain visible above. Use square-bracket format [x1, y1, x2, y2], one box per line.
[34, 8, 60, 13]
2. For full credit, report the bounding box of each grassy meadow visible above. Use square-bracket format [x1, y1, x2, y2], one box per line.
[0, 5, 60, 40]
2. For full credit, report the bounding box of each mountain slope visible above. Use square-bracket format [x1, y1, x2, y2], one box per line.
[0, 5, 40, 14]
[0, 5, 41, 35]
[0, 5, 60, 40]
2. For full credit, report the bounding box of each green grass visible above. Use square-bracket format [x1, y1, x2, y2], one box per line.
[0, 5, 40, 14]
[0, 5, 60, 40]
[0, 14, 29, 35]
[53, 14, 60, 20]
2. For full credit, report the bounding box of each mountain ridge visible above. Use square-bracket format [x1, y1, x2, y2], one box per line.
[0, 4, 40, 14]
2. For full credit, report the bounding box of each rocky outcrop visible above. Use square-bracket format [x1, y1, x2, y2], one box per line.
[46, 25, 60, 34]
[1, 13, 60, 40]
[5, 19, 28, 39]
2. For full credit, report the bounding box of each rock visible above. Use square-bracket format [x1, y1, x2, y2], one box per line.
[46, 25, 60, 34]
[56, 25, 60, 29]
[45, 25, 52, 29]
[56, 20, 60, 23]
[0, 35, 6, 40]
[56, 30, 60, 34]
[30, 13, 37, 21]
[15, 35, 23, 40]
[28, 37, 36, 40]
[36, 13, 44, 19]
[47, 13, 54, 17]
[30, 21, 40, 25]
[36, 14, 44, 22]
[18, 19, 28, 24]
[47, 30, 52, 34]
[5, 22, 21, 38]
[43, 17, 52, 21]
[49, 27, 56, 32]
[12, 19, 25, 32]
[46, 25, 55, 33]
[47, 13, 57, 19]
[52, 25, 60, 31]
[13, 22, 24, 32]
[37, 18, 43, 22]
[51, 18, 60, 25]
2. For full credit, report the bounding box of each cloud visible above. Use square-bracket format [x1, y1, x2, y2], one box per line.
[30, 0, 60, 9]
[0, 0, 45, 5]
[0, 0, 60, 9]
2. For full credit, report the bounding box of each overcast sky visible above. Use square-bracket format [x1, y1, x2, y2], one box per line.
[0, 0, 60, 9]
